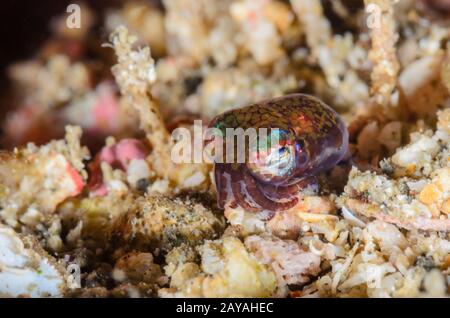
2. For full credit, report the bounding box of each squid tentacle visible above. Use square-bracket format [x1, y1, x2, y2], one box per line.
[215, 164, 230, 209]
[242, 169, 299, 211]
[230, 167, 261, 212]
[258, 176, 318, 201]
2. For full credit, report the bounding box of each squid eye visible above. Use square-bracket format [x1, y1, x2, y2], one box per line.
[247, 143, 296, 183]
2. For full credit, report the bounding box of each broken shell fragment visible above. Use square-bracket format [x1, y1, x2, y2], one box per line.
[0, 226, 67, 297]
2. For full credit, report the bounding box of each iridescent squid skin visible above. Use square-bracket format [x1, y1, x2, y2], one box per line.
[208, 94, 348, 217]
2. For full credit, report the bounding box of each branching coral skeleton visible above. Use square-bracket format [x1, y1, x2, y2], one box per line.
[364, 0, 400, 111]
[108, 26, 173, 180]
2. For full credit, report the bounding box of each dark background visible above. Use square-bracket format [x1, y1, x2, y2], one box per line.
[0, 0, 124, 86]
[0, 0, 129, 122]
